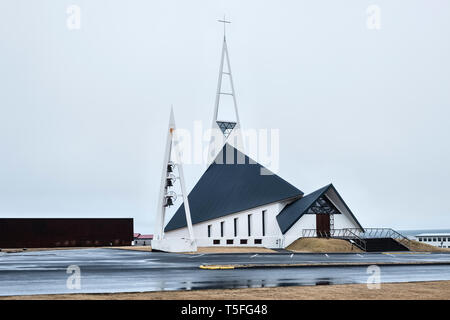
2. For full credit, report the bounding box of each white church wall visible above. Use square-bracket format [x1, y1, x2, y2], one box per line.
[282, 188, 362, 248]
[325, 188, 362, 230]
[333, 211, 357, 229]
[283, 214, 316, 248]
[164, 201, 285, 248]
[163, 187, 363, 250]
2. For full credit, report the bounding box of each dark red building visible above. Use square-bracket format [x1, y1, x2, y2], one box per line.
[0, 218, 133, 248]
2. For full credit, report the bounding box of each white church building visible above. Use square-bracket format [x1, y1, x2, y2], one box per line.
[164, 144, 363, 249]
[155, 20, 364, 251]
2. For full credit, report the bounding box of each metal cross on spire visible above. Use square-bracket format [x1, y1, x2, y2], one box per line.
[218, 15, 231, 39]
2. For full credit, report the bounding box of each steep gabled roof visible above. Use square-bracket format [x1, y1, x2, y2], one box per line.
[276, 184, 363, 234]
[164, 144, 303, 232]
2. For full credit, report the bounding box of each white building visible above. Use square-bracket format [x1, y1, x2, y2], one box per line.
[415, 233, 450, 248]
[159, 22, 364, 250]
[164, 144, 363, 249]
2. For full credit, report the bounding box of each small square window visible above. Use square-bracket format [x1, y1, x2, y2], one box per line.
[240, 239, 248, 245]
[226, 239, 234, 245]
[213, 239, 220, 245]
[254, 239, 262, 245]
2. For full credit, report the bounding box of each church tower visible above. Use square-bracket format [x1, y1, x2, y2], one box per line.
[207, 17, 245, 165]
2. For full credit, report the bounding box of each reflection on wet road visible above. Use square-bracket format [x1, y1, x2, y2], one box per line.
[1, 248, 450, 296]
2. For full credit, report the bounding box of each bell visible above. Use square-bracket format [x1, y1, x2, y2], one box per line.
[163, 191, 177, 207]
[164, 197, 174, 207]
[167, 161, 175, 173]
[166, 173, 176, 188]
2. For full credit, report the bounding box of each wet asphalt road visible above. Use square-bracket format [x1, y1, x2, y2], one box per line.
[1, 248, 450, 296]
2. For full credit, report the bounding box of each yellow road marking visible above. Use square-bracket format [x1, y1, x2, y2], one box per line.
[200, 265, 235, 270]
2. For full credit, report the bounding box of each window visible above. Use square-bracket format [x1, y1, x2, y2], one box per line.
[221, 221, 225, 237]
[234, 218, 238, 237]
[438, 238, 442, 242]
[226, 239, 234, 245]
[433, 238, 437, 242]
[254, 239, 262, 245]
[240, 239, 248, 245]
[418, 237, 422, 241]
[262, 210, 266, 237]
[207, 225, 212, 238]
[248, 214, 252, 237]
[213, 239, 220, 245]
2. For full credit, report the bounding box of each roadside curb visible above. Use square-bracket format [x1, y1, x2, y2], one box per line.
[199, 261, 450, 270]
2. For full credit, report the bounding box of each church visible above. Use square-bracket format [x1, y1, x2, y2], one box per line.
[154, 21, 364, 251]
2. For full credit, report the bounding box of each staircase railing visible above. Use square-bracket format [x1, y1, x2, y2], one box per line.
[343, 228, 412, 249]
[342, 228, 367, 251]
[301, 227, 412, 251]
[301, 229, 367, 251]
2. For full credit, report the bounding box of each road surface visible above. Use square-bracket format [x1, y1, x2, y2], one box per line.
[1, 248, 450, 296]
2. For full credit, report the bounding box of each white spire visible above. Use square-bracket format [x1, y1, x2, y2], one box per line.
[207, 17, 245, 165]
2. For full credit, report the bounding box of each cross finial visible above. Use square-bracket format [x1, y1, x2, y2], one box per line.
[218, 15, 231, 39]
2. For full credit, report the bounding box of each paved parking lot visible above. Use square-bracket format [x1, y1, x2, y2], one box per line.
[1, 248, 450, 296]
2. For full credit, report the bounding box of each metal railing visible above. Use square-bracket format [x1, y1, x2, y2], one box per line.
[344, 228, 412, 249]
[301, 228, 411, 251]
[301, 228, 367, 251]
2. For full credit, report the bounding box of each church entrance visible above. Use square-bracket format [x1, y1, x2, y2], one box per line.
[316, 214, 330, 237]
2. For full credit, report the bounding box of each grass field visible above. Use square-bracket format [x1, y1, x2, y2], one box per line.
[2, 280, 450, 300]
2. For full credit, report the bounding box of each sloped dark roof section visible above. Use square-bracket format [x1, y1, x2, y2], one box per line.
[276, 184, 364, 234]
[164, 144, 303, 232]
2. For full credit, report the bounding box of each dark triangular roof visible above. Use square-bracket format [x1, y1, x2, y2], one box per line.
[164, 144, 303, 232]
[276, 184, 363, 234]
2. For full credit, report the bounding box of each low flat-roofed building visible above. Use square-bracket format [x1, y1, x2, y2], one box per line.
[134, 234, 153, 246]
[0, 218, 133, 248]
[415, 233, 450, 248]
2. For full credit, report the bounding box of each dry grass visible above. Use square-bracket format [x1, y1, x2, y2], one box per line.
[186, 247, 276, 254]
[401, 240, 450, 252]
[287, 238, 363, 253]
[109, 246, 152, 252]
[3, 281, 450, 300]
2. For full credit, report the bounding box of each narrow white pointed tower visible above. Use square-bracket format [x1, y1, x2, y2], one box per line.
[207, 17, 245, 165]
[151, 107, 197, 253]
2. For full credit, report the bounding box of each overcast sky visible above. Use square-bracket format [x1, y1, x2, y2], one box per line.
[1, 1, 449, 233]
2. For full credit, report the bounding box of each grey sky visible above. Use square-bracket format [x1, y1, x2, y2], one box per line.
[1, 1, 449, 233]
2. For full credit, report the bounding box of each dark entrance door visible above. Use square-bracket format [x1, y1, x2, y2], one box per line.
[316, 214, 330, 237]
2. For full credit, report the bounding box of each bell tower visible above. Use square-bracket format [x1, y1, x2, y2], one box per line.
[152, 107, 197, 252]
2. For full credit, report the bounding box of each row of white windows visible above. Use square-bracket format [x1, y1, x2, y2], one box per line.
[211, 239, 263, 245]
[207, 211, 267, 238]
[417, 237, 450, 242]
